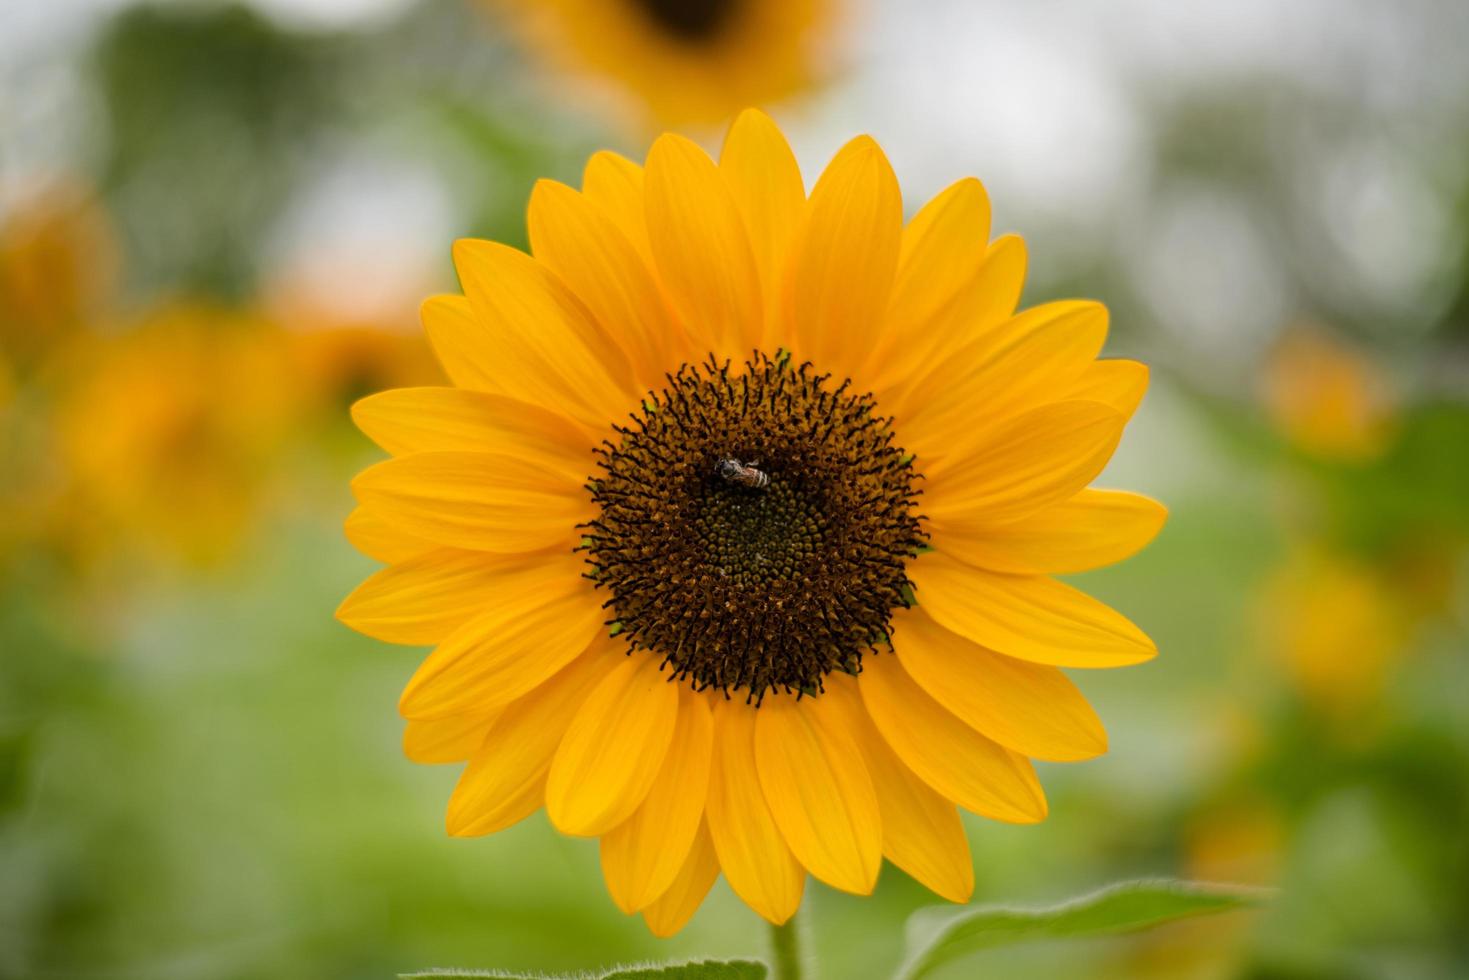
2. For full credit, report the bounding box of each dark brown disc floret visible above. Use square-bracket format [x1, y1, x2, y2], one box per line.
[583, 353, 926, 702]
[629, 0, 742, 43]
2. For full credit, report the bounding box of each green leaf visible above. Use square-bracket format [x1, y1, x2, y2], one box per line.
[400, 958, 767, 980]
[600, 965, 765, 980]
[897, 879, 1268, 980]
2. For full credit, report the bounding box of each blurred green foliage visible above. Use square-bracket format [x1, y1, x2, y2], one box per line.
[92, 4, 331, 299]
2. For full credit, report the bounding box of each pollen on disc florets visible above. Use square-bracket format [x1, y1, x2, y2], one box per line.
[583, 352, 926, 702]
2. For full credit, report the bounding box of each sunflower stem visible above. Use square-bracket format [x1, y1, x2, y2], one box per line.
[769, 914, 803, 980]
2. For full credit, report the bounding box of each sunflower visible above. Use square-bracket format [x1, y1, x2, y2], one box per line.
[1257, 545, 1410, 723]
[281, 315, 440, 437]
[53, 303, 297, 569]
[338, 110, 1163, 936]
[1261, 325, 1395, 462]
[0, 181, 120, 371]
[489, 0, 833, 126]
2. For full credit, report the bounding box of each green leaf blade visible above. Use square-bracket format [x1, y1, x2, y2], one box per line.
[400, 958, 767, 980]
[898, 879, 1268, 980]
[603, 961, 767, 980]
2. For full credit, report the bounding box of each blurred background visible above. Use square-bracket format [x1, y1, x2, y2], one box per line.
[2, 0, 1467, 977]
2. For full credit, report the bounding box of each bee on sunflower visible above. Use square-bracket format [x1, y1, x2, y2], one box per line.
[338, 109, 1164, 936]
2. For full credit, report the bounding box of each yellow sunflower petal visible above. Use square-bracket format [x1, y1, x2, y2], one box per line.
[859, 652, 1047, 824]
[754, 687, 881, 895]
[600, 687, 713, 913]
[336, 548, 532, 646]
[452, 239, 636, 433]
[420, 294, 497, 393]
[923, 401, 1125, 527]
[964, 234, 1029, 336]
[403, 709, 498, 765]
[343, 506, 434, 564]
[642, 820, 721, 938]
[706, 697, 805, 925]
[957, 299, 1104, 426]
[546, 650, 680, 837]
[644, 133, 763, 358]
[351, 451, 590, 554]
[398, 550, 604, 718]
[894, 607, 1107, 762]
[528, 179, 690, 387]
[351, 387, 591, 482]
[1062, 358, 1150, 418]
[455, 771, 544, 838]
[446, 641, 610, 836]
[875, 177, 991, 375]
[909, 551, 1157, 668]
[828, 674, 972, 902]
[892, 178, 992, 324]
[943, 488, 1167, 576]
[907, 301, 1108, 443]
[719, 108, 805, 330]
[788, 135, 902, 374]
[873, 233, 1026, 414]
[582, 150, 652, 266]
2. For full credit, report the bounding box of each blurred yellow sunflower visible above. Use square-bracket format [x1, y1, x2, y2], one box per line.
[287, 323, 438, 412]
[0, 181, 120, 369]
[1257, 545, 1409, 722]
[1261, 325, 1395, 462]
[491, 0, 833, 126]
[54, 303, 298, 569]
[338, 110, 1163, 935]
[277, 306, 441, 448]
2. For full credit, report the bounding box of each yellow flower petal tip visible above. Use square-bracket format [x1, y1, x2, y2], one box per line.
[729, 106, 780, 131]
[340, 112, 1160, 933]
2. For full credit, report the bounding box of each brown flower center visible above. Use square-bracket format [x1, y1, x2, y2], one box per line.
[628, 0, 742, 43]
[584, 353, 925, 702]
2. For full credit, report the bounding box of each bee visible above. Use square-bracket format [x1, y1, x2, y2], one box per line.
[716, 457, 769, 489]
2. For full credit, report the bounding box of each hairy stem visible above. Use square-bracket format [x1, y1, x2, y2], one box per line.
[769, 914, 803, 980]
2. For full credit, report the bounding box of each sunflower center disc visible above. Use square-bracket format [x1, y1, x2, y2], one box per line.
[585, 353, 926, 702]
[630, 0, 742, 43]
